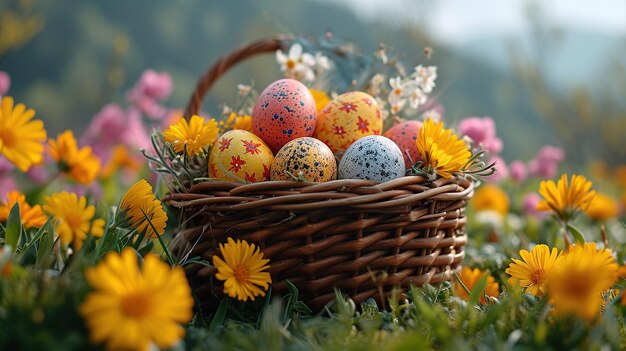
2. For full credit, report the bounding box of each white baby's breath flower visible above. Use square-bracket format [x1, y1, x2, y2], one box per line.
[388, 76, 405, 104]
[276, 43, 316, 82]
[368, 74, 385, 96]
[237, 84, 252, 96]
[413, 65, 437, 93]
[315, 52, 331, 71]
[405, 82, 427, 109]
[390, 99, 407, 115]
[421, 109, 441, 123]
[375, 45, 388, 64]
[475, 210, 504, 227]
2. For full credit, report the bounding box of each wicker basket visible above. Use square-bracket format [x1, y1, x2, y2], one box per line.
[166, 37, 474, 311]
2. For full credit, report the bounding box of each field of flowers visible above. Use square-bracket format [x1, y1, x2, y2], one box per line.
[1, 29, 626, 351]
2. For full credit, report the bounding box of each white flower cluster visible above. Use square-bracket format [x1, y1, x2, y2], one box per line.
[389, 65, 437, 115]
[276, 43, 330, 82]
[369, 65, 437, 118]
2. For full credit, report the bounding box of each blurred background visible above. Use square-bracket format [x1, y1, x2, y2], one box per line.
[1, 0, 625, 166]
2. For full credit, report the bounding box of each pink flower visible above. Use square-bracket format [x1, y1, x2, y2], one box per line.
[0, 156, 15, 175]
[509, 160, 527, 183]
[26, 165, 49, 184]
[130, 70, 172, 101]
[81, 104, 127, 154]
[0, 71, 10, 97]
[0, 177, 16, 199]
[126, 70, 172, 119]
[522, 193, 545, 218]
[458, 117, 503, 154]
[121, 107, 152, 151]
[527, 145, 564, 179]
[485, 155, 509, 183]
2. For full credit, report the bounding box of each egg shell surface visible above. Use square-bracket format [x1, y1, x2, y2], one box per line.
[314, 91, 382, 155]
[338, 135, 405, 182]
[208, 130, 274, 183]
[252, 79, 317, 153]
[383, 120, 423, 168]
[270, 137, 337, 182]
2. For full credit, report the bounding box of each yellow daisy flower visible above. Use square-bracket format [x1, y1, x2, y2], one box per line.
[505, 244, 560, 297]
[0, 96, 47, 172]
[101, 144, 142, 179]
[48, 130, 101, 185]
[416, 118, 471, 179]
[471, 184, 510, 217]
[455, 267, 500, 304]
[119, 179, 167, 237]
[584, 192, 618, 221]
[537, 174, 596, 222]
[80, 248, 193, 351]
[0, 190, 48, 229]
[212, 237, 271, 301]
[163, 114, 218, 156]
[43, 192, 105, 250]
[309, 88, 331, 112]
[232, 114, 252, 132]
[546, 242, 619, 320]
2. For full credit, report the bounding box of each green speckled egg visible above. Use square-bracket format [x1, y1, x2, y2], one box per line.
[270, 137, 337, 182]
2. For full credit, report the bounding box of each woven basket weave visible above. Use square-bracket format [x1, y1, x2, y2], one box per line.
[166, 37, 474, 311]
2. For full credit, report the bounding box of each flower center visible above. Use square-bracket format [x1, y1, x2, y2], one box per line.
[565, 278, 589, 299]
[530, 269, 545, 285]
[286, 59, 296, 69]
[0, 129, 17, 148]
[234, 265, 249, 283]
[65, 213, 85, 231]
[394, 88, 402, 95]
[121, 292, 153, 318]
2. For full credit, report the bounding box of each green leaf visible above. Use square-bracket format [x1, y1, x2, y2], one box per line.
[36, 231, 55, 269]
[5, 203, 22, 251]
[468, 273, 489, 306]
[567, 224, 585, 245]
[209, 297, 229, 333]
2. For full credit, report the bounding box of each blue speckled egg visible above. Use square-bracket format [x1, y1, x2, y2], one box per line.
[338, 135, 405, 182]
[252, 79, 317, 153]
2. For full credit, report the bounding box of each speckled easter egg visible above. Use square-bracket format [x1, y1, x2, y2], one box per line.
[270, 137, 337, 182]
[208, 130, 274, 183]
[338, 135, 405, 182]
[383, 120, 423, 168]
[314, 91, 382, 156]
[252, 79, 317, 153]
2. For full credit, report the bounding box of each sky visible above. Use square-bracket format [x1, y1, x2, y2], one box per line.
[325, 0, 626, 45]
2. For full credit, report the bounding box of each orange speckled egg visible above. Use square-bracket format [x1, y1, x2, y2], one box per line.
[208, 130, 274, 183]
[270, 137, 337, 182]
[383, 120, 423, 168]
[252, 79, 317, 153]
[314, 91, 382, 156]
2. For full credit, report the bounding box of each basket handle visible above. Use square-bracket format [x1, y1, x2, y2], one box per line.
[184, 36, 291, 119]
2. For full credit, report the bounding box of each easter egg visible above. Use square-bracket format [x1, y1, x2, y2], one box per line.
[270, 137, 337, 182]
[338, 135, 405, 182]
[252, 79, 317, 153]
[208, 130, 274, 183]
[383, 120, 423, 168]
[314, 91, 382, 156]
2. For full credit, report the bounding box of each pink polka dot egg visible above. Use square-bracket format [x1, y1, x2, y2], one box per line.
[252, 79, 317, 153]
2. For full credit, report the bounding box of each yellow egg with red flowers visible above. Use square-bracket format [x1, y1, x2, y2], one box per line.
[270, 137, 337, 182]
[314, 91, 382, 156]
[208, 130, 274, 183]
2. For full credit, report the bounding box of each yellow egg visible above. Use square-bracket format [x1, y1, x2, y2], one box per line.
[270, 137, 337, 182]
[314, 91, 382, 156]
[208, 130, 274, 183]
